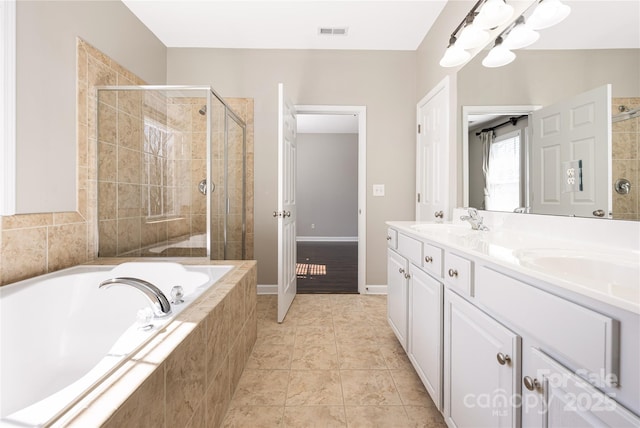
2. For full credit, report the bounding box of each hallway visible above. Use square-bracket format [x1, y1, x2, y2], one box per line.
[222, 294, 446, 427]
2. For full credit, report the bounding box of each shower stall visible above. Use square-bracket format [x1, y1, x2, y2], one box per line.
[96, 86, 248, 259]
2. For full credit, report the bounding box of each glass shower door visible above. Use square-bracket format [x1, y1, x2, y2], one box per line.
[224, 111, 246, 259]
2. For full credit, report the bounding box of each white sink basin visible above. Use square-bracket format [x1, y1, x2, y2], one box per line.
[410, 223, 475, 237]
[513, 248, 640, 302]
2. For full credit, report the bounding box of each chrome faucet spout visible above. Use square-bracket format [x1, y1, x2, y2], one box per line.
[99, 277, 172, 318]
[460, 207, 489, 231]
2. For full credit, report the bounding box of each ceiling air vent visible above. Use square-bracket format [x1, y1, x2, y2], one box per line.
[318, 27, 348, 36]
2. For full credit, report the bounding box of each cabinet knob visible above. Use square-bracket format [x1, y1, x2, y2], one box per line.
[434, 210, 444, 219]
[523, 376, 540, 391]
[496, 352, 511, 365]
[404, 273, 411, 279]
[399, 268, 405, 274]
[386, 236, 392, 241]
[448, 268, 458, 278]
[425, 256, 433, 263]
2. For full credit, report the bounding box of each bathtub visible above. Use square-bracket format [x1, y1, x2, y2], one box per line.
[0, 261, 233, 428]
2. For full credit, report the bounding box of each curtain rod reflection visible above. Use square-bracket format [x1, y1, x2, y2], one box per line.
[475, 114, 527, 137]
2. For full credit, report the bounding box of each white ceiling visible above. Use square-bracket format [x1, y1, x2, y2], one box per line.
[122, 0, 639, 51]
[122, 0, 448, 50]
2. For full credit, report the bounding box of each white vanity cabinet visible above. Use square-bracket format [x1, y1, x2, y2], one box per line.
[385, 220, 640, 428]
[408, 264, 443, 409]
[444, 288, 521, 428]
[522, 348, 640, 428]
[387, 248, 409, 350]
[387, 228, 444, 408]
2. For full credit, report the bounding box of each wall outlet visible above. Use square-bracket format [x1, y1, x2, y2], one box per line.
[373, 184, 385, 197]
[311, 223, 315, 229]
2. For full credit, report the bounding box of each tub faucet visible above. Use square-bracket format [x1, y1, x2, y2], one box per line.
[99, 277, 172, 318]
[460, 207, 489, 231]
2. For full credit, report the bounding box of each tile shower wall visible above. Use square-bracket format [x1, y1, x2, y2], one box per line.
[612, 97, 639, 220]
[0, 38, 254, 287]
[97, 91, 209, 257]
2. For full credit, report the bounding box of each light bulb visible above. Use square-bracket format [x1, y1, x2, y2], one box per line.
[504, 17, 540, 49]
[440, 40, 471, 68]
[482, 37, 516, 68]
[528, 0, 571, 30]
[475, 0, 515, 30]
[457, 21, 490, 49]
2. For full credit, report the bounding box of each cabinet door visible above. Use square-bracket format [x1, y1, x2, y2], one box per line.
[523, 348, 640, 428]
[408, 265, 443, 410]
[388, 249, 409, 350]
[444, 289, 521, 428]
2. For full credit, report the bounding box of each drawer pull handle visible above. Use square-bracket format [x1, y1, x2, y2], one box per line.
[404, 273, 411, 279]
[523, 376, 540, 391]
[496, 353, 511, 365]
[425, 256, 433, 263]
[386, 236, 392, 241]
[448, 268, 458, 278]
[399, 268, 405, 274]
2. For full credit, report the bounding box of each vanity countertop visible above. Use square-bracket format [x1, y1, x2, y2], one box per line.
[387, 219, 640, 315]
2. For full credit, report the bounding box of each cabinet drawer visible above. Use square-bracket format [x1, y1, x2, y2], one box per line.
[444, 252, 473, 296]
[398, 233, 423, 266]
[476, 267, 619, 385]
[422, 243, 443, 278]
[386, 228, 397, 249]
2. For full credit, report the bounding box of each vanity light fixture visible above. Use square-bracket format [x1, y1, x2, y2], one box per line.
[527, 0, 571, 30]
[439, 35, 472, 68]
[439, 0, 513, 68]
[482, 36, 516, 68]
[503, 16, 539, 49]
[440, 0, 571, 69]
[475, 0, 514, 30]
[457, 13, 491, 49]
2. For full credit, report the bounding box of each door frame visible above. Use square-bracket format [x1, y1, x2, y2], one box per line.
[294, 104, 367, 294]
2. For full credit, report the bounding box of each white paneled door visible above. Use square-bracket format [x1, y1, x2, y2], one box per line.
[277, 83, 297, 323]
[530, 84, 611, 217]
[417, 77, 450, 221]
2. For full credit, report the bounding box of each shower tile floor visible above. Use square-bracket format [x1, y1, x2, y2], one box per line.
[222, 294, 446, 427]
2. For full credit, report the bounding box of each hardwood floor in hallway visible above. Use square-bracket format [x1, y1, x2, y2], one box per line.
[221, 294, 446, 427]
[296, 242, 358, 294]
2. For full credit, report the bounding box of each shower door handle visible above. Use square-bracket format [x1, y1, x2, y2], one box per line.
[198, 179, 215, 195]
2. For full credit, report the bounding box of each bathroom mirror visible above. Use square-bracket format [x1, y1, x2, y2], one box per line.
[457, 0, 640, 220]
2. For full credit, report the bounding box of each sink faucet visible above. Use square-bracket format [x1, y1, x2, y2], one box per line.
[99, 277, 172, 318]
[460, 208, 489, 231]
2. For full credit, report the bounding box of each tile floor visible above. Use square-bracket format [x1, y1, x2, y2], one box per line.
[221, 294, 447, 427]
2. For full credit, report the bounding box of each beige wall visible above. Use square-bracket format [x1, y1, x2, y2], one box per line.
[1, 0, 166, 286]
[167, 48, 417, 285]
[15, 0, 167, 213]
[458, 49, 640, 107]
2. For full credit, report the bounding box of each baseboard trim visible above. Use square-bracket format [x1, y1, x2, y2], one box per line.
[258, 284, 277, 295]
[362, 285, 387, 295]
[296, 236, 358, 242]
[258, 284, 387, 295]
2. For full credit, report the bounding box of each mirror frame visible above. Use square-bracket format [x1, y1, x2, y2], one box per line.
[461, 105, 541, 209]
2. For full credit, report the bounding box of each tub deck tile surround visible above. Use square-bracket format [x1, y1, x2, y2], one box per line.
[56, 258, 257, 428]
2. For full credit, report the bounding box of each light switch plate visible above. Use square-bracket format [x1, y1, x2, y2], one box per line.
[373, 184, 385, 197]
[562, 159, 583, 193]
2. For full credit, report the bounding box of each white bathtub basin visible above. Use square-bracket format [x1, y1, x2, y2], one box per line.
[514, 248, 640, 303]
